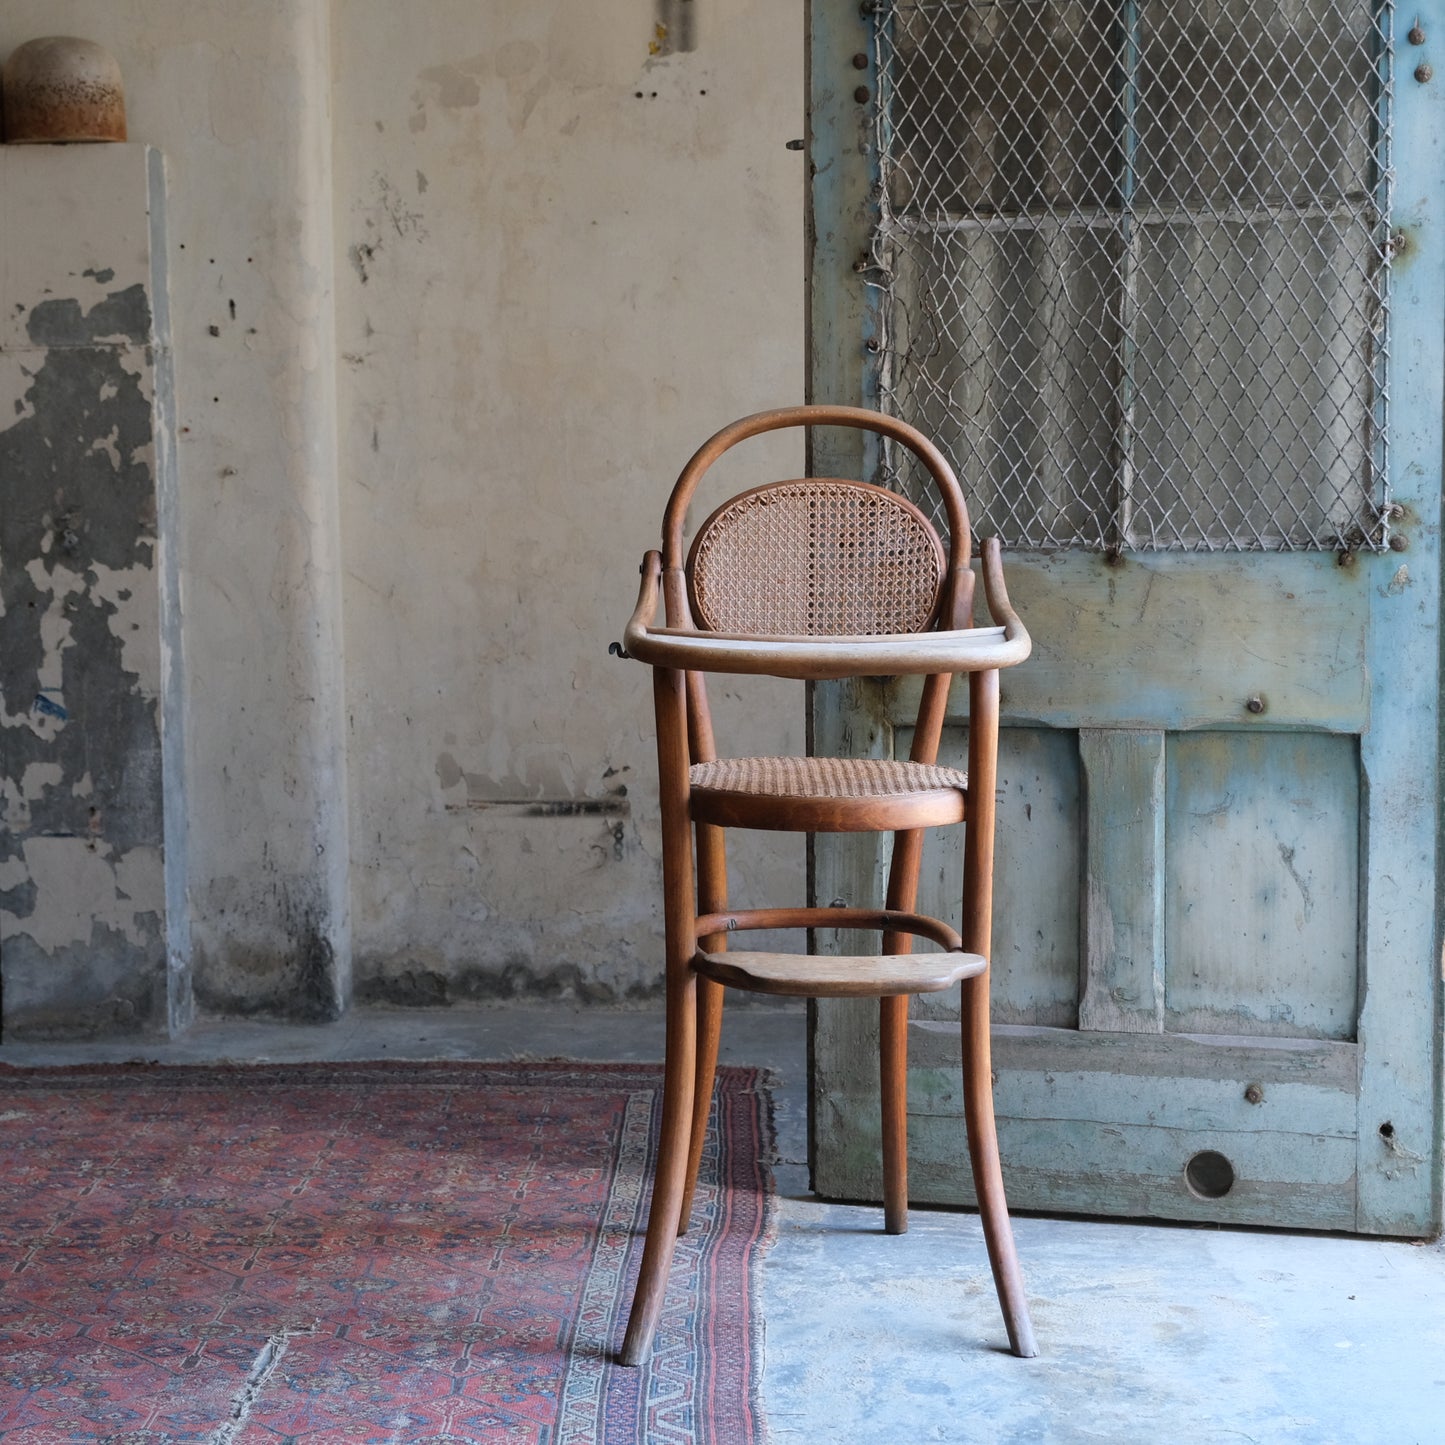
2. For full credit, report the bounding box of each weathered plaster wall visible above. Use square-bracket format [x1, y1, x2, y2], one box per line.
[0, 1, 804, 1022]
[1, 1, 351, 1023]
[0, 146, 185, 1038]
[332, 0, 806, 1003]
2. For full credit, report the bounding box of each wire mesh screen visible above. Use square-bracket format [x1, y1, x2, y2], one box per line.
[869, 0, 1395, 551]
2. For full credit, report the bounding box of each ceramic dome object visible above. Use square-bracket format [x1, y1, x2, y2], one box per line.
[2, 37, 126, 143]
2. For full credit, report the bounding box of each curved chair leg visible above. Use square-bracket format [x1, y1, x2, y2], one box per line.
[961, 968, 1038, 1358]
[880, 827, 925, 1235]
[679, 975, 724, 1234]
[679, 822, 728, 1235]
[620, 968, 699, 1365]
[621, 666, 699, 1367]
[959, 667, 1037, 1357]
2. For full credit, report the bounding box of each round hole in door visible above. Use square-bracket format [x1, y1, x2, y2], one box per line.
[1184, 1150, 1235, 1200]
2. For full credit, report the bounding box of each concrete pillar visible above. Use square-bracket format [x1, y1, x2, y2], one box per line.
[173, 0, 350, 1019]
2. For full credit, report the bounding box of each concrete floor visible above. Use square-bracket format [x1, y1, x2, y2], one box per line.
[4, 1004, 1442, 1444]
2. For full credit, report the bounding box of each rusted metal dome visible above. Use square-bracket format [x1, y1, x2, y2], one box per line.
[2, 36, 127, 144]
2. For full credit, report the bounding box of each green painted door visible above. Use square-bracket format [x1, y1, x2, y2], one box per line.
[806, 0, 1442, 1234]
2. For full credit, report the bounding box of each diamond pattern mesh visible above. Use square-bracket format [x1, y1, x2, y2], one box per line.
[867, 0, 1395, 551]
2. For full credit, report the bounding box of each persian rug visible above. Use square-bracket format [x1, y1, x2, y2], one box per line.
[0, 1060, 775, 1444]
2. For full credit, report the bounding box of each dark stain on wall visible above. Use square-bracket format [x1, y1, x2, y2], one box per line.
[0, 285, 167, 1038]
[355, 959, 661, 1008]
[191, 876, 344, 1024]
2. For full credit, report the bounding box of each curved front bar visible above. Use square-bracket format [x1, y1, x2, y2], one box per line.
[624, 551, 1032, 679]
[626, 620, 1030, 679]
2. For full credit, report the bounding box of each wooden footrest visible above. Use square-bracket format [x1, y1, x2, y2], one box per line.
[693, 947, 986, 998]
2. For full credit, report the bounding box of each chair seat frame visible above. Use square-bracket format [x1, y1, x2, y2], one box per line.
[617, 405, 1039, 1365]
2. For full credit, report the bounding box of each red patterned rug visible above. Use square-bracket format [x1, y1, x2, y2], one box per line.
[0, 1060, 775, 1444]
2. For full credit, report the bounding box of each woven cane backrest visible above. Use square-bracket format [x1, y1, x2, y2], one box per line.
[687, 480, 946, 636]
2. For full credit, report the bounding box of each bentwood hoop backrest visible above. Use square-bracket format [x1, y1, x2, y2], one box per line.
[660, 406, 973, 634]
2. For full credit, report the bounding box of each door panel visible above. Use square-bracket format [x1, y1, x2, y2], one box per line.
[908, 726, 1082, 1029]
[1163, 732, 1359, 1041]
[806, 0, 1442, 1234]
[970, 553, 1369, 731]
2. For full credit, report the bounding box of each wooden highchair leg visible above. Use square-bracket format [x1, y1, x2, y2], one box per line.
[678, 822, 728, 1234]
[961, 968, 1037, 1358]
[879, 993, 910, 1235]
[620, 666, 699, 1367]
[880, 827, 925, 1235]
[619, 968, 698, 1365]
[680, 975, 725, 1234]
[960, 665, 1037, 1357]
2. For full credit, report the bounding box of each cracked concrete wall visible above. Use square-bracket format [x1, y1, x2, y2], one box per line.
[0, 0, 803, 1022]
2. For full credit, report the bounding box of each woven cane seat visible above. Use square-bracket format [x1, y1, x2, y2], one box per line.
[689, 756, 968, 832]
[692, 756, 967, 796]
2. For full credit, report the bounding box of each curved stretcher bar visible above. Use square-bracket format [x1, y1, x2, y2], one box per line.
[693, 905, 965, 953]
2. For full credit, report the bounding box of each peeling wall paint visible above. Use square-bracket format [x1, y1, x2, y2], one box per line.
[3, 2, 351, 1027]
[0, 147, 181, 1038]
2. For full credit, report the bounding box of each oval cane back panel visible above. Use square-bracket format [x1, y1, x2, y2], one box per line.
[687, 480, 946, 636]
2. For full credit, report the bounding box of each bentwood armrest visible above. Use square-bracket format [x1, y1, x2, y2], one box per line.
[622, 543, 1032, 679]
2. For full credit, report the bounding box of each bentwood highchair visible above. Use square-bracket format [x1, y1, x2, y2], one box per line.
[616, 404, 1038, 1364]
